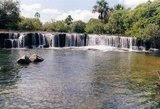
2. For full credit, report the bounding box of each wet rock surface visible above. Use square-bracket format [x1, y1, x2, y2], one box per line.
[17, 55, 31, 65]
[29, 54, 44, 63]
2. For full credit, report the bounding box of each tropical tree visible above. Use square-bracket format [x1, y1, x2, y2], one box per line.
[107, 9, 129, 34]
[125, 0, 160, 39]
[93, 0, 110, 22]
[0, 0, 20, 29]
[65, 15, 73, 25]
[114, 4, 125, 10]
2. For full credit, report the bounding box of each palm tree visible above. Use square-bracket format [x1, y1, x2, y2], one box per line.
[114, 4, 125, 10]
[93, 0, 110, 23]
[65, 15, 73, 25]
[34, 12, 40, 19]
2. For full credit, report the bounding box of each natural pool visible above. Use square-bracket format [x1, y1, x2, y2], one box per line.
[0, 49, 160, 109]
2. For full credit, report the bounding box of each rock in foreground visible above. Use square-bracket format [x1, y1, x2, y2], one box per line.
[29, 54, 44, 63]
[17, 55, 31, 65]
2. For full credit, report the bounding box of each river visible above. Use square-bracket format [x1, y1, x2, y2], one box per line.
[0, 49, 160, 108]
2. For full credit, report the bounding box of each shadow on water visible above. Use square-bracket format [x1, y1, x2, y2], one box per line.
[0, 49, 22, 108]
[0, 50, 20, 87]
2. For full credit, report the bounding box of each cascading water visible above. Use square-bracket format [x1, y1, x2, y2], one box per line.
[87, 34, 138, 50]
[48, 33, 86, 47]
[0, 32, 145, 51]
[87, 35, 120, 47]
[65, 33, 85, 47]
[2, 33, 48, 48]
[18, 33, 25, 48]
[4, 33, 19, 48]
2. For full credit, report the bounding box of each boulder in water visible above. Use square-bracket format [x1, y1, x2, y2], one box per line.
[29, 54, 44, 63]
[17, 55, 31, 65]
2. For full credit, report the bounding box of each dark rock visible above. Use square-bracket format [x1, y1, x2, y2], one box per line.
[29, 54, 44, 63]
[17, 55, 31, 65]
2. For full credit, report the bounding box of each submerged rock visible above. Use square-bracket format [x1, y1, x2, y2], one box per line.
[17, 55, 31, 65]
[29, 54, 44, 63]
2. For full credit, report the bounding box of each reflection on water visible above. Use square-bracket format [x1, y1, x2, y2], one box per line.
[0, 49, 160, 108]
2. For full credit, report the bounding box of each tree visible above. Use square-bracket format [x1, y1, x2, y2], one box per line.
[55, 21, 71, 32]
[107, 9, 129, 34]
[114, 4, 125, 10]
[34, 12, 40, 19]
[85, 19, 105, 34]
[93, 0, 110, 22]
[71, 20, 86, 33]
[125, 0, 160, 38]
[43, 20, 71, 32]
[65, 15, 73, 25]
[18, 17, 42, 31]
[0, 0, 20, 29]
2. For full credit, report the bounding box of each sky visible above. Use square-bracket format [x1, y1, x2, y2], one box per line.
[17, 0, 153, 22]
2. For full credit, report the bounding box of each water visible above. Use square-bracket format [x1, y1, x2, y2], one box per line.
[0, 49, 160, 109]
[0, 33, 145, 51]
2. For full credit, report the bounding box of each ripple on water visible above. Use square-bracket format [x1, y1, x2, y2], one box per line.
[0, 49, 159, 108]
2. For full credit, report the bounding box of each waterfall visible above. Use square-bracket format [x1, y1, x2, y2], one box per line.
[4, 33, 19, 48]
[87, 35, 134, 50]
[120, 37, 132, 50]
[38, 33, 47, 48]
[0, 32, 147, 50]
[87, 35, 120, 47]
[49, 33, 86, 47]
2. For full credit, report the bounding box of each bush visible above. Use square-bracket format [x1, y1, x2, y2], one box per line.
[43, 21, 71, 32]
[85, 19, 105, 34]
[104, 24, 112, 34]
[107, 9, 129, 35]
[18, 17, 42, 31]
[71, 20, 86, 33]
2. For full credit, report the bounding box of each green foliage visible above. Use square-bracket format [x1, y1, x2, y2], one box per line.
[71, 20, 86, 33]
[0, 0, 20, 29]
[18, 17, 42, 31]
[126, 24, 160, 40]
[55, 21, 71, 32]
[43, 20, 71, 32]
[85, 19, 105, 34]
[125, 0, 160, 40]
[107, 9, 129, 34]
[43, 20, 86, 33]
[104, 23, 112, 34]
